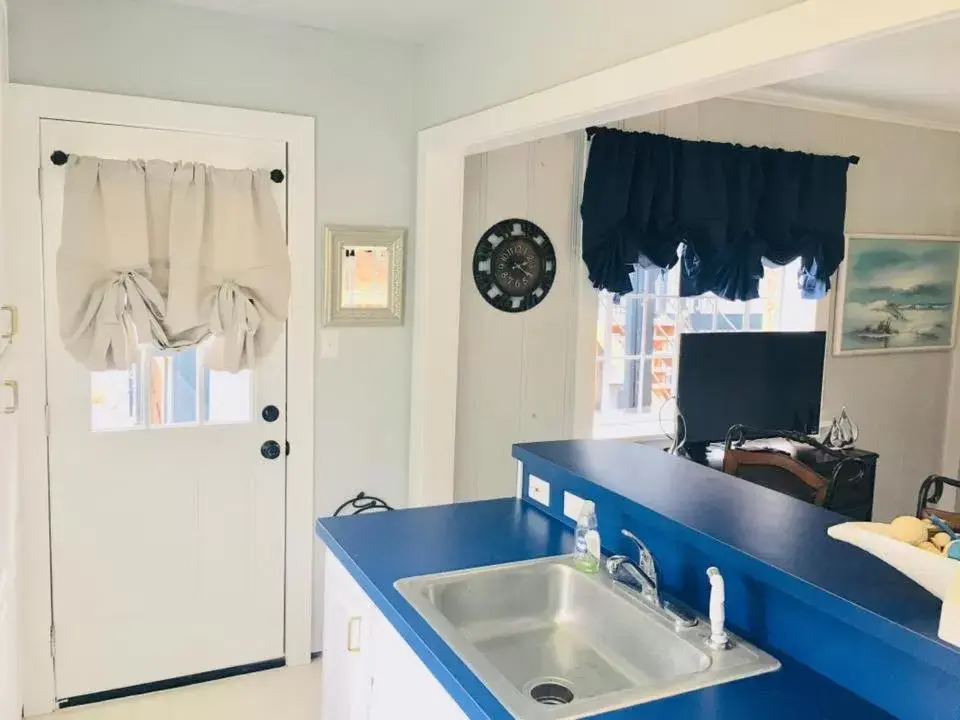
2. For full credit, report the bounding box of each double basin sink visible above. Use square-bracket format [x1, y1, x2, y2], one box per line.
[395, 555, 779, 719]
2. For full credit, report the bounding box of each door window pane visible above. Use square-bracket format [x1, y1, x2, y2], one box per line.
[203, 368, 253, 425]
[91, 344, 255, 430]
[91, 365, 141, 431]
[148, 348, 198, 427]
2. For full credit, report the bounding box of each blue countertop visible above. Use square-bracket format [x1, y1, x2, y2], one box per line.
[513, 440, 960, 677]
[316, 498, 893, 719]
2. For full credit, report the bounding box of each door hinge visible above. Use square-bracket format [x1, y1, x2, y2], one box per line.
[49, 623, 56, 658]
[44, 403, 51, 437]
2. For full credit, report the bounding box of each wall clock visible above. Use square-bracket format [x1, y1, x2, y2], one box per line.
[473, 218, 556, 313]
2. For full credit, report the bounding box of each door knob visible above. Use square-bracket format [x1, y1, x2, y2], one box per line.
[260, 440, 282, 460]
[262, 405, 280, 422]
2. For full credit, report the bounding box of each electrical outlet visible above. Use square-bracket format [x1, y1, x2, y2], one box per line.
[564, 491, 586, 521]
[528, 475, 550, 507]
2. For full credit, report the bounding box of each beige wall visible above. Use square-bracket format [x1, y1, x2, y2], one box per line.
[457, 97, 960, 520]
[456, 135, 580, 501]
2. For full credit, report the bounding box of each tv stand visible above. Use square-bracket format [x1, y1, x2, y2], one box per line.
[796, 446, 877, 520]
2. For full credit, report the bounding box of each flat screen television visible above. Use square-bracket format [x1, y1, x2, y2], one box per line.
[676, 331, 826, 445]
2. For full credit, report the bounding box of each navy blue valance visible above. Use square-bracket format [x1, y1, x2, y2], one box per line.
[580, 127, 856, 301]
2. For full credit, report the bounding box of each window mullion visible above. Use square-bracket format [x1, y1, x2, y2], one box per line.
[197, 347, 207, 427]
[141, 346, 152, 428]
[600, 297, 613, 415]
[637, 295, 648, 363]
[165, 356, 174, 426]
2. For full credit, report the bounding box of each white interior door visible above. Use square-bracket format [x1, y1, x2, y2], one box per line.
[0, 14, 18, 716]
[40, 119, 288, 701]
[0, 408, 16, 720]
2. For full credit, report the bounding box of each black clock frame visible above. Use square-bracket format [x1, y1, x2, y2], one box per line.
[472, 218, 557, 313]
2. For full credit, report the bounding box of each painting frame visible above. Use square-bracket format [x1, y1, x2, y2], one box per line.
[322, 224, 406, 327]
[833, 233, 960, 357]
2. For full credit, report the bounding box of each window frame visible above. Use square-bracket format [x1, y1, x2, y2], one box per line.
[592, 259, 816, 440]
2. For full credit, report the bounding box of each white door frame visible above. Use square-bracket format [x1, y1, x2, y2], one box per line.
[7, 84, 316, 715]
[407, 0, 960, 508]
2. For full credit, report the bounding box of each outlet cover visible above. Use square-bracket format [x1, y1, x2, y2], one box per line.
[528, 475, 550, 507]
[564, 491, 586, 521]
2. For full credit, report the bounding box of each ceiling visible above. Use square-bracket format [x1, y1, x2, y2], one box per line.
[157, 0, 477, 43]
[767, 17, 960, 128]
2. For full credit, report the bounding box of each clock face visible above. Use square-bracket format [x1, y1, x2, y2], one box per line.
[473, 219, 556, 313]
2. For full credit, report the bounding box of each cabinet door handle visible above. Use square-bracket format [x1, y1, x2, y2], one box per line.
[0, 306, 17, 341]
[347, 615, 362, 653]
[3, 381, 18, 415]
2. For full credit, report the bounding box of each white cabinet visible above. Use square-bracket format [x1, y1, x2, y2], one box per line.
[322, 550, 468, 720]
[368, 611, 470, 719]
[322, 553, 376, 720]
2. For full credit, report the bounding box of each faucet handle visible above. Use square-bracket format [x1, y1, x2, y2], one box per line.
[620, 528, 644, 556]
[621, 529, 658, 583]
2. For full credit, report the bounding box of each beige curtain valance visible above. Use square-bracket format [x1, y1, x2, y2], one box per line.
[58, 156, 290, 372]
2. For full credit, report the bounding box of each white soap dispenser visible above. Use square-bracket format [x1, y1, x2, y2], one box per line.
[573, 500, 600, 573]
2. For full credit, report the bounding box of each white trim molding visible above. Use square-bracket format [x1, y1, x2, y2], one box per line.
[7, 85, 315, 715]
[407, 0, 960, 507]
[732, 87, 960, 135]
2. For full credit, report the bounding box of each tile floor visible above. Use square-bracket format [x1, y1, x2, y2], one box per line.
[33, 661, 323, 720]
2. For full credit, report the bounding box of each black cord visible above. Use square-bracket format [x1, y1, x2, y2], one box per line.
[674, 408, 687, 454]
[827, 457, 866, 508]
[333, 491, 394, 517]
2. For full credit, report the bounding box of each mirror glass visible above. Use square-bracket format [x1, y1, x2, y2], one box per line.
[340, 245, 391, 309]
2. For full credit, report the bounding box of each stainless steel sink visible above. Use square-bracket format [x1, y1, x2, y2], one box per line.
[395, 555, 779, 719]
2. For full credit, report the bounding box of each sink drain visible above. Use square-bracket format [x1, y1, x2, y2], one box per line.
[526, 679, 575, 706]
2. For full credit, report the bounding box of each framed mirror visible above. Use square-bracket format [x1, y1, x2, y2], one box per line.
[322, 225, 406, 326]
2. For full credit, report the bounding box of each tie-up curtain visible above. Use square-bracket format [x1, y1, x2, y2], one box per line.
[580, 127, 856, 301]
[58, 156, 290, 372]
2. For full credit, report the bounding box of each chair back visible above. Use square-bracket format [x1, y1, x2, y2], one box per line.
[723, 449, 829, 506]
[916, 474, 960, 530]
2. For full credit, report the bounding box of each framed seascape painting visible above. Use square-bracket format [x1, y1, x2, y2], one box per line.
[834, 234, 960, 356]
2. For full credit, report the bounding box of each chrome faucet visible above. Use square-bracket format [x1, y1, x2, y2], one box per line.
[606, 528, 698, 630]
[606, 529, 662, 606]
